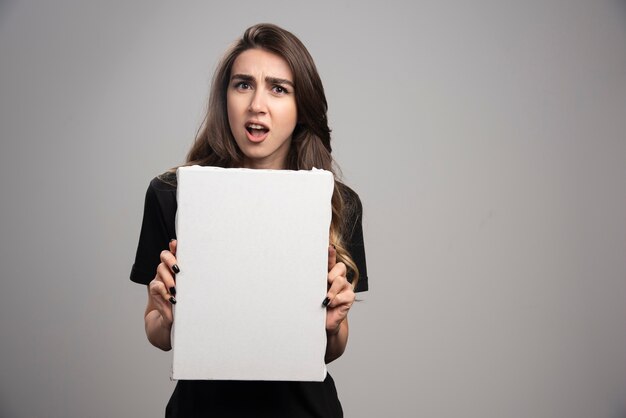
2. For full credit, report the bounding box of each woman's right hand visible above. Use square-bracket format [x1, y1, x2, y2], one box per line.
[147, 239, 179, 331]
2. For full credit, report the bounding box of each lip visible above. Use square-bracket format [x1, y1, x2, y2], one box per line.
[245, 120, 270, 143]
[246, 120, 269, 129]
[245, 128, 269, 143]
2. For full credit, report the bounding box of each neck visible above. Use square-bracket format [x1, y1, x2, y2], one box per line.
[242, 157, 285, 170]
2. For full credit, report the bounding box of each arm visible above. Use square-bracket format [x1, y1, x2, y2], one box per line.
[325, 317, 349, 363]
[145, 290, 172, 351]
[144, 240, 179, 351]
[324, 246, 356, 364]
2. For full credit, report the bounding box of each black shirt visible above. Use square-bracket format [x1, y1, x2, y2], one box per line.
[130, 174, 368, 417]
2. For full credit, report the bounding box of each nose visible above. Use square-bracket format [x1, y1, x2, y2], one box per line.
[248, 89, 267, 114]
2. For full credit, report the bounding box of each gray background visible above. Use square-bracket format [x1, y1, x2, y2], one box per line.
[1, 0, 625, 417]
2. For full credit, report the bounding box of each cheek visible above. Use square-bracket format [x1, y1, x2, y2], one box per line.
[278, 101, 298, 131]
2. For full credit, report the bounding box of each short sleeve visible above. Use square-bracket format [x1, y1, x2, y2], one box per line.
[129, 178, 177, 285]
[344, 189, 369, 293]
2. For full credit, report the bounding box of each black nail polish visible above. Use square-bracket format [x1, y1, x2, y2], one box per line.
[172, 264, 180, 274]
[169, 296, 177, 304]
[322, 297, 330, 307]
[169, 286, 176, 296]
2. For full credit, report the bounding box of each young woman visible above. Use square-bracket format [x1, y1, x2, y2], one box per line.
[130, 23, 368, 417]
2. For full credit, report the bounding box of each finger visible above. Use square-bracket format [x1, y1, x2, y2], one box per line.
[169, 239, 177, 256]
[324, 261, 347, 307]
[145, 286, 174, 329]
[328, 244, 336, 271]
[328, 262, 347, 283]
[150, 277, 176, 305]
[159, 250, 179, 295]
[150, 290, 174, 325]
[326, 275, 351, 305]
[160, 250, 179, 274]
[156, 263, 177, 301]
[160, 304, 173, 326]
[146, 288, 173, 327]
[327, 287, 355, 308]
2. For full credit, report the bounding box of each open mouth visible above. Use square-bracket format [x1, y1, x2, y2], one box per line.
[246, 123, 269, 139]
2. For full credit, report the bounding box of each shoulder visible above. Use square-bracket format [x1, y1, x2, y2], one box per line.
[336, 182, 364, 242]
[143, 172, 178, 217]
[336, 181, 363, 217]
[144, 171, 178, 201]
[150, 171, 177, 192]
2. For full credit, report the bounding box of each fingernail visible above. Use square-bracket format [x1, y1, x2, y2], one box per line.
[169, 286, 176, 296]
[172, 264, 180, 274]
[170, 238, 176, 242]
[169, 296, 177, 304]
[322, 297, 330, 307]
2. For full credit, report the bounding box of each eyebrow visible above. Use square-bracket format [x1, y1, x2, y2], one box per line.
[231, 73, 295, 88]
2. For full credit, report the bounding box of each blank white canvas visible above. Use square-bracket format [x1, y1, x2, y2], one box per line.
[172, 166, 334, 381]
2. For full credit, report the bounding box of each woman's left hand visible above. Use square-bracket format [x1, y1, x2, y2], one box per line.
[325, 245, 355, 335]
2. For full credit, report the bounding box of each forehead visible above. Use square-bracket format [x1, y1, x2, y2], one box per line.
[231, 48, 293, 80]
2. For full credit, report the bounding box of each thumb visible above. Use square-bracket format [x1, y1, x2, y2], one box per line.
[169, 239, 177, 256]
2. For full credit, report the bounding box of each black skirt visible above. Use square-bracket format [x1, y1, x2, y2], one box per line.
[165, 374, 343, 417]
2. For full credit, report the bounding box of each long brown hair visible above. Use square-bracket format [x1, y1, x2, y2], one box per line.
[180, 23, 359, 287]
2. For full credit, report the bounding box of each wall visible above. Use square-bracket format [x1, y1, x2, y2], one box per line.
[1, 1, 625, 416]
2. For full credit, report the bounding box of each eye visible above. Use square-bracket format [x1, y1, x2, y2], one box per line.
[234, 81, 252, 90]
[272, 85, 289, 94]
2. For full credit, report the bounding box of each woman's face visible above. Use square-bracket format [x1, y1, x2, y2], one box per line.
[227, 48, 298, 170]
